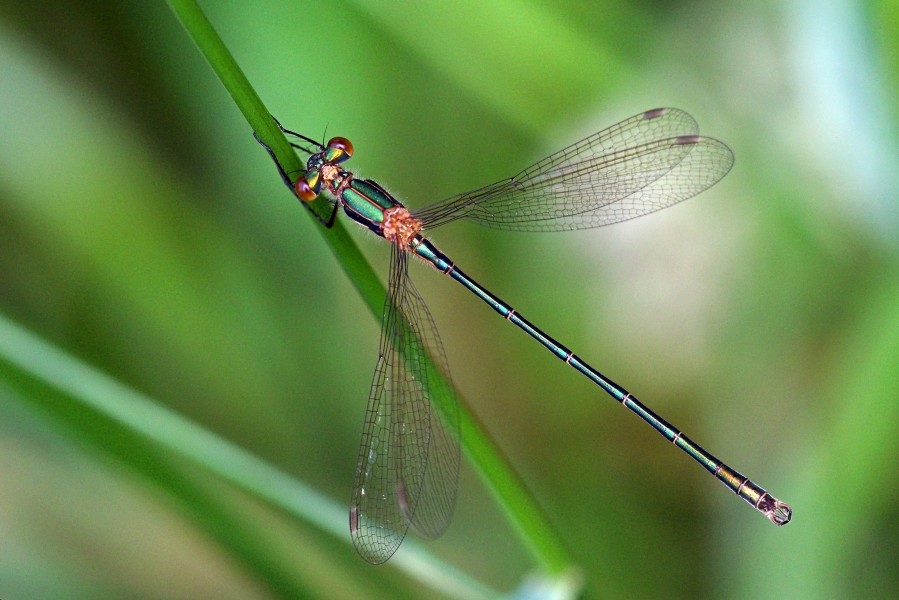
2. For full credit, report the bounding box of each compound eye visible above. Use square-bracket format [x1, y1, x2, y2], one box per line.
[328, 137, 353, 158]
[294, 176, 317, 202]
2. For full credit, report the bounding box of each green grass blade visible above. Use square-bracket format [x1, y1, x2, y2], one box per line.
[165, 0, 575, 579]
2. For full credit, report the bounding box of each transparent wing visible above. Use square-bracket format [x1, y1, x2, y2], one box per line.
[412, 108, 733, 232]
[349, 248, 461, 564]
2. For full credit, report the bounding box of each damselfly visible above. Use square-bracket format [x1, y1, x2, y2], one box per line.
[255, 108, 792, 564]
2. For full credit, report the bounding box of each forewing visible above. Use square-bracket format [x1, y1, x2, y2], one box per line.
[413, 108, 732, 231]
[349, 248, 460, 564]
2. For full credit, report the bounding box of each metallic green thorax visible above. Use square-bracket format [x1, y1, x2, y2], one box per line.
[346, 179, 395, 218]
[337, 178, 395, 232]
[330, 175, 449, 270]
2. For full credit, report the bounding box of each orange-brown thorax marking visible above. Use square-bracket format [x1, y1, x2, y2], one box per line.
[320, 163, 341, 184]
[381, 206, 423, 248]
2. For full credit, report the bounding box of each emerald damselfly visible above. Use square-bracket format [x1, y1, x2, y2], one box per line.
[256, 108, 791, 564]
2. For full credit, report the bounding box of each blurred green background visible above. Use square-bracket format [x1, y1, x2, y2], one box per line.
[1, 1, 898, 598]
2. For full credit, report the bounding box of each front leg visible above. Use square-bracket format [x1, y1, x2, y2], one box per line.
[253, 131, 296, 190]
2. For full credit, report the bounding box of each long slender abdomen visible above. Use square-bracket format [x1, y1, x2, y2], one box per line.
[423, 250, 791, 526]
